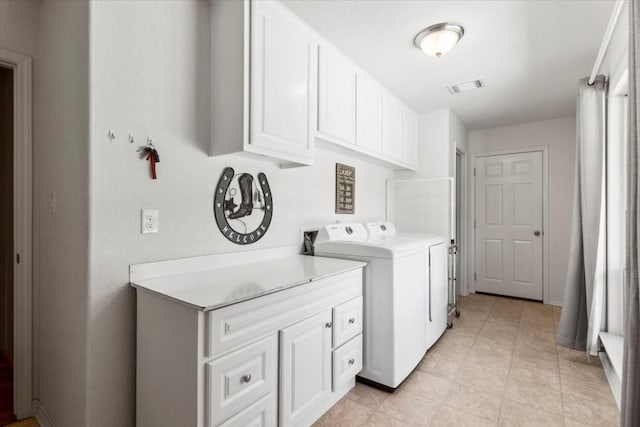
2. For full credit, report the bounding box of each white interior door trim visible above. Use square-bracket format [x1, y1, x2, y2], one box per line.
[470, 146, 550, 304]
[455, 148, 469, 296]
[0, 47, 33, 419]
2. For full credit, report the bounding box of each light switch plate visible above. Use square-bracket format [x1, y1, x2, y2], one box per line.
[141, 209, 159, 234]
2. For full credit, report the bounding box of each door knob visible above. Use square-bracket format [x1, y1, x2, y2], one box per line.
[325, 322, 332, 328]
[534, 230, 541, 236]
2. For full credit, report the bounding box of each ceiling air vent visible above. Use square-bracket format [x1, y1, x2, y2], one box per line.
[447, 79, 485, 95]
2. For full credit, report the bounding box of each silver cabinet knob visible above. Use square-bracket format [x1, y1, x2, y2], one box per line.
[348, 358, 355, 365]
[242, 374, 252, 383]
[325, 322, 332, 328]
[534, 230, 541, 236]
[348, 318, 356, 324]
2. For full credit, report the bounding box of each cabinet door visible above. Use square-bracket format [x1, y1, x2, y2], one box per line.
[250, 0, 315, 163]
[382, 95, 403, 161]
[218, 394, 276, 427]
[279, 310, 332, 427]
[355, 72, 382, 154]
[402, 107, 419, 166]
[317, 45, 356, 145]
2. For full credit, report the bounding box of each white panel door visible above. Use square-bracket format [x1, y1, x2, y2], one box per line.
[382, 95, 403, 161]
[355, 72, 382, 154]
[475, 151, 543, 300]
[279, 310, 332, 427]
[250, 0, 315, 162]
[318, 45, 356, 145]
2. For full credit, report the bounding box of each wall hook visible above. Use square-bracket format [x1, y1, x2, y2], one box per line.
[129, 134, 135, 144]
[108, 130, 116, 142]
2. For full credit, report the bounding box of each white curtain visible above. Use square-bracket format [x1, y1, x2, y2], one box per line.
[622, 1, 640, 424]
[557, 75, 607, 357]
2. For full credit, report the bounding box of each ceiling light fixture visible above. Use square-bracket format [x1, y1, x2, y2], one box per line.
[414, 23, 464, 58]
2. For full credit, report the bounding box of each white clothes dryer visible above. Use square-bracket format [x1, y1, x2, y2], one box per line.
[314, 223, 427, 390]
[366, 222, 449, 351]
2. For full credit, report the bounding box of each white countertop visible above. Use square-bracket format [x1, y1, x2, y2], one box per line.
[131, 255, 365, 311]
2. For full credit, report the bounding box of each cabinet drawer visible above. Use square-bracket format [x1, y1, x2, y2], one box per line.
[206, 268, 362, 357]
[218, 393, 276, 427]
[332, 296, 362, 347]
[206, 335, 277, 426]
[332, 334, 363, 390]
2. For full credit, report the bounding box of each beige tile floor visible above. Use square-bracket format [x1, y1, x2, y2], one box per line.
[314, 294, 620, 427]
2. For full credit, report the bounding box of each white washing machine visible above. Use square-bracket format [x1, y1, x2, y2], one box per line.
[314, 223, 427, 390]
[366, 222, 449, 351]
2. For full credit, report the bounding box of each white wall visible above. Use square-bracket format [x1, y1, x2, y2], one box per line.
[468, 116, 576, 305]
[394, 108, 469, 290]
[87, 1, 395, 425]
[450, 111, 468, 170]
[0, 0, 38, 58]
[33, 1, 91, 426]
[413, 109, 451, 179]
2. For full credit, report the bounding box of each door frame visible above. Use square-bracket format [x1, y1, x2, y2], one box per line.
[470, 146, 550, 304]
[0, 48, 33, 419]
[455, 148, 469, 295]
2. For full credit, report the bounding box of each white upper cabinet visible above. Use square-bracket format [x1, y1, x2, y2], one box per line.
[250, 0, 316, 163]
[382, 94, 404, 162]
[402, 107, 419, 167]
[210, 0, 316, 166]
[317, 45, 357, 145]
[210, 0, 418, 170]
[355, 72, 383, 155]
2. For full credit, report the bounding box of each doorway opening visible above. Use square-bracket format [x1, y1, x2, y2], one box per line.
[0, 48, 33, 421]
[455, 150, 464, 294]
[0, 64, 15, 425]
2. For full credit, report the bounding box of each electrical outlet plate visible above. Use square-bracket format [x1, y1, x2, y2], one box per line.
[141, 209, 159, 234]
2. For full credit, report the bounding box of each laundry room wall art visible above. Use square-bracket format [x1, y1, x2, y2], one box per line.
[335, 163, 355, 214]
[214, 167, 273, 244]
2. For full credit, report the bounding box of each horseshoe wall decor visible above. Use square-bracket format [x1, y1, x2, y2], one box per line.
[214, 167, 273, 245]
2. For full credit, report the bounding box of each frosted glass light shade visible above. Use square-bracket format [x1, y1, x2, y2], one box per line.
[414, 23, 464, 58]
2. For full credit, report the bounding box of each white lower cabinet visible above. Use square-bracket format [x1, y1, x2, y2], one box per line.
[219, 394, 276, 427]
[135, 266, 364, 427]
[279, 311, 333, 426]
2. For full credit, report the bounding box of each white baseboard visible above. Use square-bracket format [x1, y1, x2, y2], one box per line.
[33, 400, 55, 427]
[546, 298, 563, 307]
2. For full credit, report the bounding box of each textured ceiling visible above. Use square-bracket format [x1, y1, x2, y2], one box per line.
[281, 0, 614, 130]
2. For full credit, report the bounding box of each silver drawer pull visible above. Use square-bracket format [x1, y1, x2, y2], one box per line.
[348, 358, 355, 365]
[325, 322, 332, 328]
[348, 318, 356, 324]
[242, 374, 252, 383]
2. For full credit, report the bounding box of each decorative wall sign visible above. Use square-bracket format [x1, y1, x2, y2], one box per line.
[214, 167, 273, 245]
[335, 163, 355, 214]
